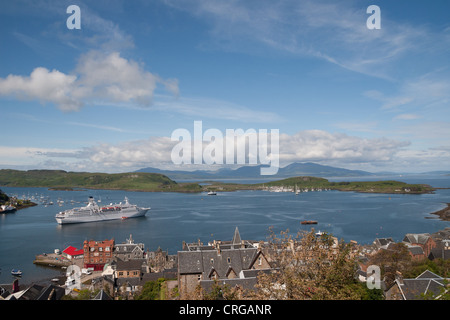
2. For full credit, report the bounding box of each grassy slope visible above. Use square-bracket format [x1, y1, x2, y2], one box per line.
[0, 170, 434, 194]
[0, 169, 201, 192]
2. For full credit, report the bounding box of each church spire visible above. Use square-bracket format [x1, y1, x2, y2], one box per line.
[232, 227, 241, 245]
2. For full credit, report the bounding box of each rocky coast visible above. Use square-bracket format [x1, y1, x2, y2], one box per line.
[430, 203, 450, 221]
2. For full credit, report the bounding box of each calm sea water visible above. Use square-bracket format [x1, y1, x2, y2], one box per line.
[1, 175, 449, 285]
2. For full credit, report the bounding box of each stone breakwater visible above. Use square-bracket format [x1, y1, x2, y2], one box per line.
[33, 253, 71, 268]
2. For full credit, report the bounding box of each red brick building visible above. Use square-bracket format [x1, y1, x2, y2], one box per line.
[403, 233, 437, 257]
[83, 239, 115, 271]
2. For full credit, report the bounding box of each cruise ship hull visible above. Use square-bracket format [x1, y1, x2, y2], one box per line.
[55, 197, 150, 225]
[56, 208, 149, 224]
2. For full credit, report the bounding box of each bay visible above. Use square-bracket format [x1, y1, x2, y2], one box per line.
[1, 175, 449, 285]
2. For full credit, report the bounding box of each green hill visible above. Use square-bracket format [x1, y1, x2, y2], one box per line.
[262, 176, 434, 194]
[0, 169, 202, 192]
[0, 170, 434, 194]
[201, 176, 434, 194]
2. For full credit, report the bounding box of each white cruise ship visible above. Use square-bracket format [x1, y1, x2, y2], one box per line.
[55, 196, 150, 225]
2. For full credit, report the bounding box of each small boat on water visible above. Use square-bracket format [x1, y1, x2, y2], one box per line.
[207, 191, 217, 195]
[11, 269, 22, 276]
[0, 205, 17, 214]
[301, 220, 318, 225]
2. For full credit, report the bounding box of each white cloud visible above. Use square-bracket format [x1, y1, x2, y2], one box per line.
[0, 67, 81, 111]
[0, 51, 179, 111]
[278, 130, 409, 164]
[8, 129, 411, 172]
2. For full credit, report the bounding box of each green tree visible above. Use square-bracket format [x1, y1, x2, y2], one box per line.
[404, 258, 450, 279]
[135, 278, 165, 300]
[0, 189, 9, 204]
[62, 289, 99, 300]
[368, 242, 412, 288]
[250, 229, 365, 300]
[202, 280, 240, 300]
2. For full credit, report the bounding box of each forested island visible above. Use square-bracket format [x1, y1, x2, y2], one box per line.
[0, 169, 435, 195]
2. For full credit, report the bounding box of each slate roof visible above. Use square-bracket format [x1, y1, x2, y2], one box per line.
[92, 289, 112, 300]
[429, 248, 450, 260]
[115, 243, 144, 253]
[178, 227, 272, 280]
[373, 238, 394, 247]
[232, 227, 241, 245]
[178, 246, 259, 278]
[115, 258, 146, 271]
[395, 270, 448, 300]
[403, 233, 432, 245]
[4, 284, 65, 300]
[406, 245, 424, 256]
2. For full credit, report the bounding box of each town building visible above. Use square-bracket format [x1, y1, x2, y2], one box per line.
[428, 238, 450, 260]
[402, 233, 436, 257]
[177, 227, 274, 298]
[372, 237, 394, 249]
[83, 238, 115, 271]
[1, 283, 65, 300]
[385, 270, 449, 300]
[147, 247, 178, 272]
[115, 258, 149, 296]
[114, 234, 145, 261]
[62, 246, 84, 261]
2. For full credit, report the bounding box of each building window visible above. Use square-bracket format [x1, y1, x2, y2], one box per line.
[258, 257, 262, 265]
[227, 257, 231, 264]
[197, 275, 201, 281]
[105, 246, 110, 252]
[99, 247, 103, 252]
[210, 258, 214, 264]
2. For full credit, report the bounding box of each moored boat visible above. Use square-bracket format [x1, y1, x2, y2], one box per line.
[301, 220, 318, 225]
[11, 269, 22, 276]
[55, 196, 150, 225]
[0, 205, 17, 213]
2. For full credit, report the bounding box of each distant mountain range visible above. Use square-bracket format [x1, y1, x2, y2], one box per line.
[136, 162, 376, 180]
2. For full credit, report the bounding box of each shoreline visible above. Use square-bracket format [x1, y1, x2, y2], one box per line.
[430, 203, 450, 221]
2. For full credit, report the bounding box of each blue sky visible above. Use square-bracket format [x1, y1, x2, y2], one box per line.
[1, 0, 449, 173]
